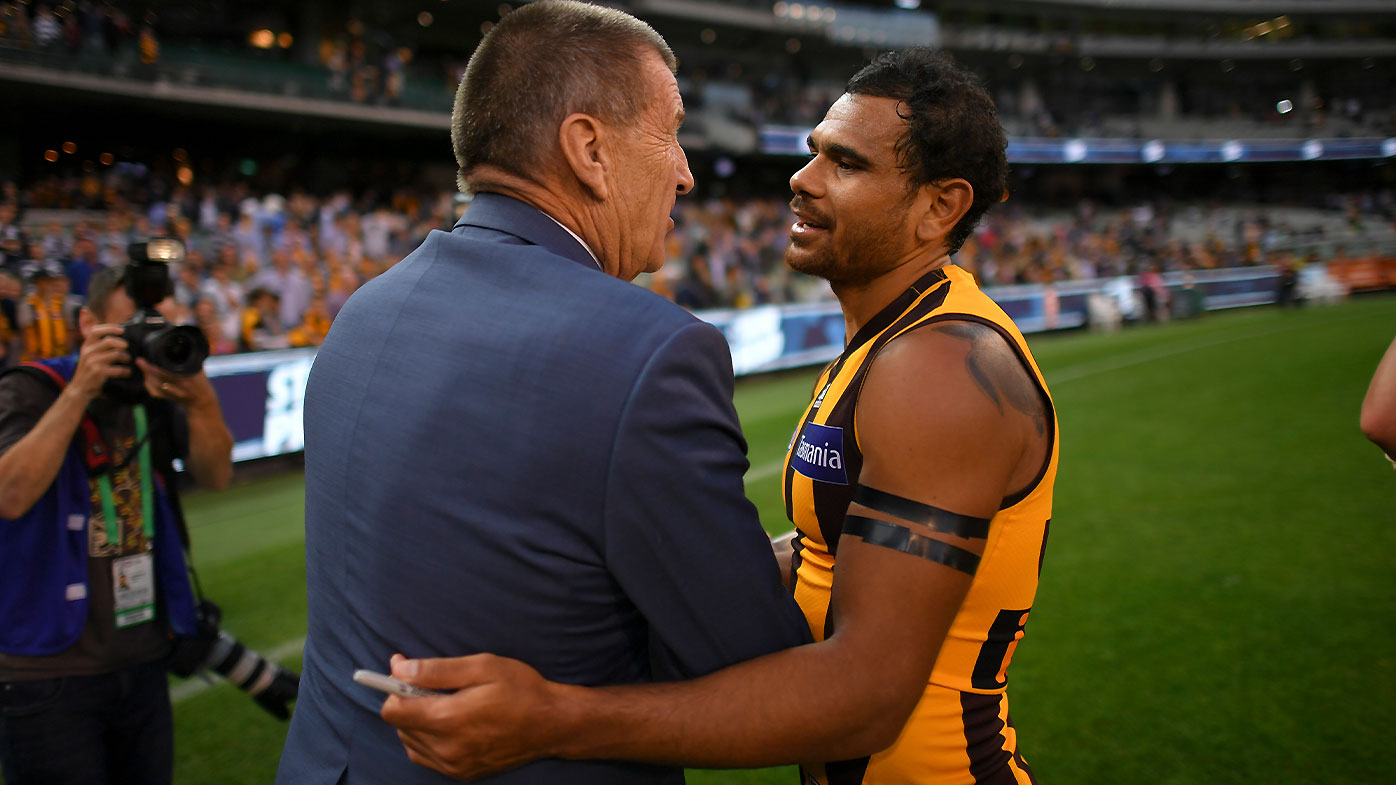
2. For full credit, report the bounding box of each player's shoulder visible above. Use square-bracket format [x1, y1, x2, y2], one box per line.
[862, 317, 1040, 430]
[872, 318, 1019, 387]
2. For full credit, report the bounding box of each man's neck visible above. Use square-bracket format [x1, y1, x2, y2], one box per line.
[832, 252, 953, 342]
[468, 168, 610, 275]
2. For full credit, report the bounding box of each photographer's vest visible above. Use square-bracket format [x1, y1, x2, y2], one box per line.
[0, 354, 198, 656]
[21, 292, 69, 362]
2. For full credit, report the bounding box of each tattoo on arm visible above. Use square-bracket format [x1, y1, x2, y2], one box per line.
[930, 322, 1047, 437]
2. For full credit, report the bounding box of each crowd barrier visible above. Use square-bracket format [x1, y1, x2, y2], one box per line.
[205, 264, 1312, 462]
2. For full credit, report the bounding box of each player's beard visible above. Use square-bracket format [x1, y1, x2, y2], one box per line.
[785, 197, 915, 288]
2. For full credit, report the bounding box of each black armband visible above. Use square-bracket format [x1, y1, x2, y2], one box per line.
[852, 485, 991, 540]
[843, 515, 981, 576]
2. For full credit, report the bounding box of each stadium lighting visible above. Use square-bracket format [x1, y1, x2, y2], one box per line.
[1277, 99, 1293, 114]
[895, 0, 921, 8]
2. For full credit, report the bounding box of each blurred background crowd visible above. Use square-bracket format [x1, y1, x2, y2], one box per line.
[1, 0, 1393, 368]
[5, 164, 1392, 368]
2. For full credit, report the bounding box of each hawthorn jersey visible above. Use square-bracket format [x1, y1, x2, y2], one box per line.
[783, 264, 1058, 785]
[21, 293, 69, 362]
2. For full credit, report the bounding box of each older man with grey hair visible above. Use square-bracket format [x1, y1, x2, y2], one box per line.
[273, 3, 810, 784]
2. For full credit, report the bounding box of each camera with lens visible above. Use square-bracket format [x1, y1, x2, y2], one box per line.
[103, 238, 210, 402]
[168, 599, 300, 720]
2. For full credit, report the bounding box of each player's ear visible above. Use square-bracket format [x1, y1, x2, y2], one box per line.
[914, 179, 973, 248]
[557, 113, 610, 201]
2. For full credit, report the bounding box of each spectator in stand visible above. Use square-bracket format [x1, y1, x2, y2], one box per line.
[35, 221, 69, 261]
[194, 299, 235, 356]
[200, 257, 245, 341]
[0, 270, 20, 369]
[64, 237, 105, 299]
[239, 288, 289, 352]
[0, 203, 26, 273]
[172, 263, 202, 319]
[31, 3, 60, 49]
[326, 266, 360, 318]
[288, 295, 331, 348]
[18, 262, 73, 362]
[250, 249, 311, 329]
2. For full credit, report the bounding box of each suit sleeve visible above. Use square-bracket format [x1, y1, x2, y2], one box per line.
[603, 321, 813, 681]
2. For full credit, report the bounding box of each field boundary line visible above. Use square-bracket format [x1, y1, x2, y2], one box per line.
[744, 306, 1388, 485]
[170, 636, 306, 704]
[1047, 306, 1385, 384]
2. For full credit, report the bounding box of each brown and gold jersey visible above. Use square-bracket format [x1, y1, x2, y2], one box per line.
[21, 293, 69, 362]
[783, 264, 1059, 785]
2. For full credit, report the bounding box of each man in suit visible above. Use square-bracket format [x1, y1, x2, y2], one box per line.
[273, 3, 811, 784]
[378, 49, 1057, 785]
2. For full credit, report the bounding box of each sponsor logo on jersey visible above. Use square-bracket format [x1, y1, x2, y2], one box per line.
[790, 422, 848, 485]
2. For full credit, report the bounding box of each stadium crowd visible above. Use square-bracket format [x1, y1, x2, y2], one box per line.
[4, 2, 1391, 141]
[2, 164, 1390, 367]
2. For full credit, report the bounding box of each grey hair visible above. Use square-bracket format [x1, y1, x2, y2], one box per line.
[451, 0, 677, 193]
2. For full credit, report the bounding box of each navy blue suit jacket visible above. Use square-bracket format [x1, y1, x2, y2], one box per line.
[276, 194, 812, 785]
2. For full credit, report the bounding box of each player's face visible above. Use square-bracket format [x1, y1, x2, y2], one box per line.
[608, 51, 694, 281]
[786, 94, 924, 287]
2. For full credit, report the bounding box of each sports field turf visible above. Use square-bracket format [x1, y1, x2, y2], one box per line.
[21, 294, 1393, 785]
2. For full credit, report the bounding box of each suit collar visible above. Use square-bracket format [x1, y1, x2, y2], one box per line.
[453, 192, 601, 271]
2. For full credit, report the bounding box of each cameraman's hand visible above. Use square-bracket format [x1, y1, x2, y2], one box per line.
[69, 324, 131, 401]
[137, 359, 218, 411]
[252, 664, 300, 721]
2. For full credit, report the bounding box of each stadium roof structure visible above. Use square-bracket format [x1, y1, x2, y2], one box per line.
[971, 0, 1396, 14]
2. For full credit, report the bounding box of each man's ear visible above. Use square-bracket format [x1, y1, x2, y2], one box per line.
[914, 178, 974, 248]
[558, 113, 610, 201]
[78, 306, 97, 340]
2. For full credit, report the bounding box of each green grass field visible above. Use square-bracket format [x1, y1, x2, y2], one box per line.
[34, 295, 1396, 785]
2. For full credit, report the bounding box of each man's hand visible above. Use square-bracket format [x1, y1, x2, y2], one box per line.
[68, 324, 131, 401]
[772, 530, 795, 590]
[136, 359, 218, 411]
[381, 653, 563, 781]
[137, 358, 234, 490]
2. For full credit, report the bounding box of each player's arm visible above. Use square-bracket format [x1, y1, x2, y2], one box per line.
[380, 321, 1042, 778]
[1360, 334, 1396, 457]
[0, 325, 131, 518]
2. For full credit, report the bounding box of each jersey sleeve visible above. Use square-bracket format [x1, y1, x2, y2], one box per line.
[602, 320, 813, 680]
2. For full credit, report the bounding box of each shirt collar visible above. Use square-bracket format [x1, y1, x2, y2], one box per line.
[541, 212, 600, 269]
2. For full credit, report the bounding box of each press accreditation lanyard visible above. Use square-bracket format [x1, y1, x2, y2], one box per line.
[97, 405, 158, 628]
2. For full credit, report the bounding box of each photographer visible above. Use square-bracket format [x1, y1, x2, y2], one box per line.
[0, 263, 231, 785]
